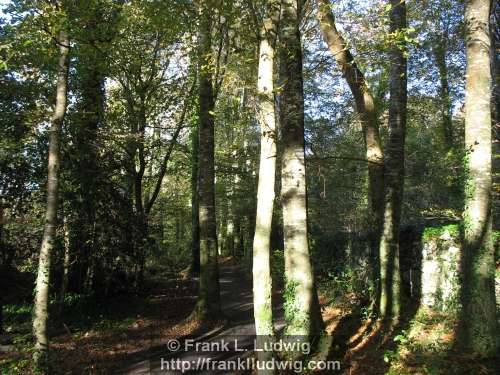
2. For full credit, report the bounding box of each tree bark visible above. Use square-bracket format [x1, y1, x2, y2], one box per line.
[459, 0, 498, 357]
[33, 29, 70, 371]
[279, 0, 323, 339]
[193, 0, 221, 319]
[252, 1, 280, 364]
[379, 0, 407, 320]
[190, 123, 201, 274]
[316, 0, 384, 226]
[490, 2, 500, 230]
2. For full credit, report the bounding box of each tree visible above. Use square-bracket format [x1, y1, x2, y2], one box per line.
[190, 122, 201, 274]
[279, 0, 323, 338]
[193, 0, 221, 319]
[458, 0, 498, 357]
[69, 1, 109, 293]
[252, 0, 279, 366]
[316, 0, 385, 229]
[32, 27, 70, 370]
[379, 0, 407, 319]
[104, 0, 194, 286]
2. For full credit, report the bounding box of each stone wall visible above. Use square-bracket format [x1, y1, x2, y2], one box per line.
[420, 225, 461, 313]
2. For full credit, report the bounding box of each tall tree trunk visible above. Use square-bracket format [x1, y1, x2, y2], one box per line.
[316, 0, 384, 227]
[252, 1, 280, 364]
[491, 2, 500, 230]
[33, 29, 70, 370]
[379, 0, 407, 320]
[459, 0, 498, 357]
[433, 35, 454, 151]
[190, 123, 201, 274]
[193, 0, 221, 319]
[279, 0, 323, 338]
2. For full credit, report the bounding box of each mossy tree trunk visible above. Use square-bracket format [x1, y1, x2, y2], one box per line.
[459, 0, 498, 357]
[279, 0, 323, 339]
[379, 0, 407, 320]
[193, 0, 221, 319]
[33, 29, 70, 371]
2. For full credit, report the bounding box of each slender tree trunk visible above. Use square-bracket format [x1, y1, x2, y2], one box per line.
[279, 0, 323, 339]
[316, 0, 384, 227]
[379, 0, 407, 320]
[253, 2, 280, 365]
[459, 0, 498, 357]
[190, 123, 201, 274]
[33, 29, 70, 371]
[193, 0, 221, 318]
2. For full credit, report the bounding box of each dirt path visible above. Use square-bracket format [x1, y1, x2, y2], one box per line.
[121, 264, 284, 374]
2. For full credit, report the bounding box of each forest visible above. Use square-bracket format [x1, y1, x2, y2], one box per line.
[0, 0, 498, 374]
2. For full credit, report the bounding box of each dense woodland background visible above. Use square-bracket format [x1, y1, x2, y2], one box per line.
[0, 0, 498, 374]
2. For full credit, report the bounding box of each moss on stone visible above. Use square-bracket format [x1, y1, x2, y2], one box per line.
[422, 224, 459, 242]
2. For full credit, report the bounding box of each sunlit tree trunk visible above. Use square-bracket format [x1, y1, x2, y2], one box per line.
[459, 0, 498, 356]
[252, 2, 279, 369]
[316, 0, 384, 227]
[379, 0, 407, 320]
[193, 0, 221, 318]
[33, 29, 70, 371]
[280, 0, 323, 338]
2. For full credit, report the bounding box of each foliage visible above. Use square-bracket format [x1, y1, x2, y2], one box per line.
[422, 224, 459, 241]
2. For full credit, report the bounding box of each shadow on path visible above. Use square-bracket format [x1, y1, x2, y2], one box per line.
[120, 264, 284, 374]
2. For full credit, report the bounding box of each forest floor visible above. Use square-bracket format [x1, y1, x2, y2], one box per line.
[1, 257, 498, 374]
